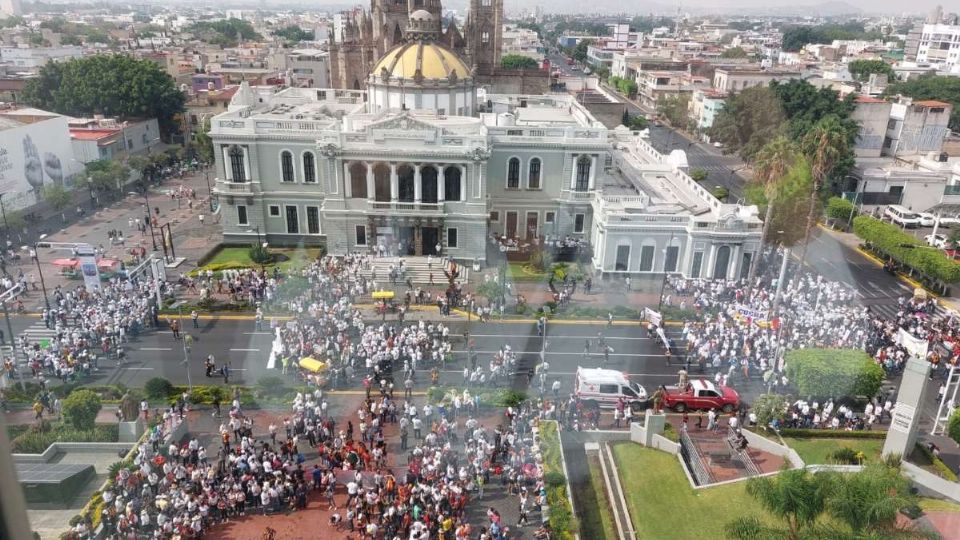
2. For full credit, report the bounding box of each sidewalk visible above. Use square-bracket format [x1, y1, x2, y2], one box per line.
[8, 170, 222, 310]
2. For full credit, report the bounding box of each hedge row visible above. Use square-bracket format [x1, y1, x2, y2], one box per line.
[11, 423, 119, 454]
[853, 215, 960, 283]
[784, 348, 885, 399]
[540, 421, 576, 540]
[777, 428, 887, 439]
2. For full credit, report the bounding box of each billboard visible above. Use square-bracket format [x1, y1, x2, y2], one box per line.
[0, 114, 82, 212]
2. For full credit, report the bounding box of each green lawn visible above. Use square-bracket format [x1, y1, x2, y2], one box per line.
[611, 443, 775, 538]
[782, 437, 884, 465]
[507, 261, 549, 282]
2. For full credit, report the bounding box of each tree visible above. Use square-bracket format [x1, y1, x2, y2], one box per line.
[707, 86, 786, 160]
[784, 349, 885, 399]
[272, 25, 312, 43]
[476, 280, 502, 304]
[22, 55, 186, 138]
[86, 159, 132, 197]
[781, 23, 883, 52]
[720, 46, 749, 59]
[501, 54, 539, 70]
[656, 93, 691, 129]
[689, 168, 708, 182]
[798, 116, 850, 264]
[42, 184, 71, 222]
[61, 389, 103, 431]
[726, 468, 834, 540]
[848, 59, 895, 81]
[886, 75, 960, 131]
[572, 39, 593, 63]
[748, 136, 801, 282]
[189, 18, 261, 46]
[746, 158, 816, 250]
[853, 216, 960, 284]
[826, 464, 922, 537]
[750, 393, 789, 430]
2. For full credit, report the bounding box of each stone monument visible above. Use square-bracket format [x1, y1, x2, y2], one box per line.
[882, 355, 930, 458]
[118, 391, 144, 443]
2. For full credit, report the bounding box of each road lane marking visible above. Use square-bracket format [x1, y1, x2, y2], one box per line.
[139, 347, 172, 351]
[468, 333, 674, 340]
[435, 369, 674, 377]
[229, 348, 260, 352]
[451, 350, 668, 358]
[242, 332, 274, 335]
[123, 367, 155, 370]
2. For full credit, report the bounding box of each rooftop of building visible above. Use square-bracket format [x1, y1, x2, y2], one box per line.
[855, 95, 887, 104]
[914, 100, 952, 108]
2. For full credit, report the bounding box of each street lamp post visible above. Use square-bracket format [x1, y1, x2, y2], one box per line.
[0, 193, 8, 244]
[204, 170, 214, 212]
[657, 231, 676, 311]
[178, 306, 193, 393]
[498, 245, 508, 307]
[32, 244, 50, 310]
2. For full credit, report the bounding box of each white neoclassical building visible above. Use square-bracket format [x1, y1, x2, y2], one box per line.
[209, 13, 763, 279]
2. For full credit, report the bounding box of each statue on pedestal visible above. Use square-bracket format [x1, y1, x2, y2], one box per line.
[120, 391, 138, 422]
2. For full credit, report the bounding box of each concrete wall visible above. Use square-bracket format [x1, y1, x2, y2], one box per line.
[901, 461, 960, 504]
[480, 69, 549, 95]
[741, 429, 804, 468]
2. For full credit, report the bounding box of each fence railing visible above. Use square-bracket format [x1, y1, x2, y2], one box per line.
[727, 428, 762, 477]
[679, 428, 714, 485]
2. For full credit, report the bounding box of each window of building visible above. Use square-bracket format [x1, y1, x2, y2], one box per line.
[507, 158, 520, 189]
[237, 205, 248, 226]
[528, 158, 541, 189]
[482, 31, 490, 44]
[615, 245, 630, 271]
[444, 167, 462, 201]
[269, 205, 280, 217]
[574, 213, 585, 233]
[691, 251, 704, 278]
[229, 145, 245, 182]
[489, 211, 500, 222]
[142, 133, 148, 145]
[355, 225, 367, 246]
[281, 151, 295, 182]
[285, 205, 299, 234]
[575, 155, 591, 191]
[545, 211, 555, 223]
[303, 152, 316, 183]
[447, 228, 458, 248]
[665, 245, 679, 272]
[639, 245, 655, 272]
[306, 206, 320, 234]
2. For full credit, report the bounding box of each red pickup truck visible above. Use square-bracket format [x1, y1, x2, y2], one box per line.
[662, 379, 740, 413]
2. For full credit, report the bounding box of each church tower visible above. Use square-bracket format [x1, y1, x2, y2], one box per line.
[464, 0, 503, 77]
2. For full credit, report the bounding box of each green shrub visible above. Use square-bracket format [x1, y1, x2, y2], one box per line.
[784, 349, 884, 399]
[144, 377, 174, 399]
[61, 389, 102, 431]
[915, 442, 959, 481]
[948, 408, 960, 446]
[3, 381, 44, 402]
[830, 447, 861, 464]
[249, 244, 272, 264]
[10, 424, 118, 453]
[826, 196, 856, 220]
[427, 387, 446, 403]
[660, 305, 699, 321]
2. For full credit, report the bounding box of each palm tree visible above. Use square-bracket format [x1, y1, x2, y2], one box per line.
[725, 468, 835, 540]
[825, 464, 930, 538]
[798, 117, 849, 265]
[747, 136, 800, 284]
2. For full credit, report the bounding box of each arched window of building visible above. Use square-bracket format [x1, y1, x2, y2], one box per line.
[303, 152, 316, 183]
[281, 151, 295, 182]
[528, 158, 541, 189]
[350, 162, 367, 198]
[507, 157, 520, 189]
[228, 145, 245, 182]
[574, 155, 591, 191]
[444, 167, 462, 201]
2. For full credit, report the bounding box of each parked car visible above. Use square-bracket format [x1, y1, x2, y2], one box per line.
[938, 215, 960, 228]
[916, 212, 938, 227]
[575, 367, 648, 411]
[883, 205, 922, 228]
[926, 233, 948, 249]
[661, 379, 740, 413]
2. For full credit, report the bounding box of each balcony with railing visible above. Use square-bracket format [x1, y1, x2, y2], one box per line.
[369, 201, 445, 214]
[561, 189, 595, 201]
[213, 178, 255, 196]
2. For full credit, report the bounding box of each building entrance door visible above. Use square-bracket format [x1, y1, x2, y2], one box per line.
[398, 226, 416, 256]
[422, 227, 439, 255]
[505, 212, 518, 239]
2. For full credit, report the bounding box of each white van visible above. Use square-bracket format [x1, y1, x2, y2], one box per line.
[574, 367, 647, 410]
[884, 205, 922, 228]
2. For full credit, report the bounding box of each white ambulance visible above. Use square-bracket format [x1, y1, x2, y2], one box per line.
[574, 367, 648, 410]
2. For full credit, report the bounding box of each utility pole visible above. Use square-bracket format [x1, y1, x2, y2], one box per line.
[178, 306, 193, 393]
[1, 283, 27, 391]
[32, 244, 50, 310]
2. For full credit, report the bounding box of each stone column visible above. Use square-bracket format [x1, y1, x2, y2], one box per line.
[414, 165, 422, 202]
[589, 155, 597, 190]
[365, 163, 375, 201]
[343, 163, 352, 198]
[437, 165, 446, 202]
[389, 163, 399, 201]
[460, 165, 468, 201]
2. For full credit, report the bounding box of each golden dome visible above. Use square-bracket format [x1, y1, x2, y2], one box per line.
[372, 41, 471, 82]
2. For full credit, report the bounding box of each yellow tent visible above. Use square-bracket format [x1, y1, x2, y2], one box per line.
[372, 291, 395, 299]
[298, 357, 327, 373]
